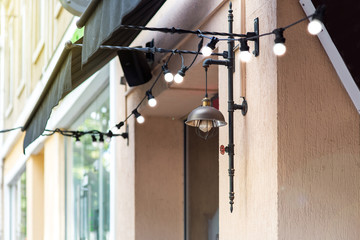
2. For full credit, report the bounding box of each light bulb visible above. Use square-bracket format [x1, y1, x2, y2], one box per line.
[201, 46, 213, 57]
[273, 43, 286, 56]
[137, 115, 145, 124]
[198, 120, 213, 133]
[148, 98, 157, 107]
[174, 73, 184, 83]
[146, 91, 157, 107]
[75, 139, 82, 147]
[308, 19, 322, 35]
[164, 72, 174, 82]
[239, 50, 252, 62]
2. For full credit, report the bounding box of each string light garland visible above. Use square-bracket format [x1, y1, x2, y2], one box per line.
[0, 126, 128, 147]
[107, 4, 325, 133]
[2, 4, 325, 211]
[42, 128, 128, 145]
[60, 4, 327, 134]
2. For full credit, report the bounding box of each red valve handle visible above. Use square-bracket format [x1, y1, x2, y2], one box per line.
[220, 145, 226, 155]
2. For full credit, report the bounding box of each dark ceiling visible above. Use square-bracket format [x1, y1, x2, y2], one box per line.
[312, 0, 360, 90]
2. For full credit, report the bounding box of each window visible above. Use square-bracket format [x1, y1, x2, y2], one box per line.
[5, 16, 14, 116]
[32, 0, 44, 63]
[66, 87, 111, 240]
[16, 0, 27, 97]
[9, 171, 27, 240]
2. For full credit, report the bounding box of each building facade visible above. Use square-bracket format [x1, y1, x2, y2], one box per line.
[0, 0, 359, 240]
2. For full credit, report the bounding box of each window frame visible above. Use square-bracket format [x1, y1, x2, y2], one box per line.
[4, 163, 27, 240]
[16, 0, 27, 98]
[32, 0, 45, 64]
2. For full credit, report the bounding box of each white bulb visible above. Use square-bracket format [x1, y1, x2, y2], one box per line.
[198, 120, 213, 133]
[239, 50, 252, 62]
[148, 98, 157, 107]
[174, 74, 184, 83]
[308, 19, 322, 35]
[92, 141, 99, 148]
[164, 72, 174, 82]
[273, 43, 286, 56]
[75, 140, 82, 148]
[201, 46, 213, 57]
[99, 141, 104, 148]
[137, 115, 145, 124]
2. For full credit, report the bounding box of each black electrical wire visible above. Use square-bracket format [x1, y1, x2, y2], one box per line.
[117, 24, 247, 38]
[0, 126, 23, 133]
[186, 37, 203, 70]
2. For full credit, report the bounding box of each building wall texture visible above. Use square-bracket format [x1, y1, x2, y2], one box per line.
[277, 0, 360, 239]
[219, 0, 360, 239]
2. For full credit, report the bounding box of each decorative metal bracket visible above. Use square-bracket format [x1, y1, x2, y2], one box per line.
[233, 97, 248, 116]
[245, 18, 260, 57]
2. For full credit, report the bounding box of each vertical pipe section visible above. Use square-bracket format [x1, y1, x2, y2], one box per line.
[227, 2, 235, 213]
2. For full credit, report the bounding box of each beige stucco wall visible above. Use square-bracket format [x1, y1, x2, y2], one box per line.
[219, 0, 360, 239]
[43, 134, 65, 240]
[3, 133, 24, 176]
[26, 151, 44, 240]
[277, 1, 360, 239]
[134, 116, 184, 240]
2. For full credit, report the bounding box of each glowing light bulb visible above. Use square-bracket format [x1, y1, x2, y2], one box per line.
[164, 72, 174, 82]
[273, 43, 286, 56]
[75, 139, 82, 147]
[137, 115, 145, 124]
[91, 135, 98, 147]
[201, 46, 213, 57]
[174, 73, 184, 83]
[148, 98, 157, 107]
[239, 50, 252, 62]
[308, 19, 322, 35]
[198, 120, 213, 133]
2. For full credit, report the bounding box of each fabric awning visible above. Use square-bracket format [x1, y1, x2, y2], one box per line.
[22, 39, 114, 152]
[23, 0, 166, 152]
[78, 0, 166, 65]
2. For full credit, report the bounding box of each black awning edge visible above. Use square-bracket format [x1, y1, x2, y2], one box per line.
[76, 0, 101, 29]
[23, 51, 73, 153]
[82, 0, 142, 64]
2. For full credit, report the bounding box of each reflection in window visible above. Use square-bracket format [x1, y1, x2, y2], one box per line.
[10, 171, 27, 240]
[66, 88, 110, 240]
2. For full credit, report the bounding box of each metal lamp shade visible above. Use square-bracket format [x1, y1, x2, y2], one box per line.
[185, 105, 227, 130]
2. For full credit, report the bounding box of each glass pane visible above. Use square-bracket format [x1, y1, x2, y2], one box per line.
[67, 88, 110, 240]
[20, 172, 27, 240]
[12, 171, 26, 240]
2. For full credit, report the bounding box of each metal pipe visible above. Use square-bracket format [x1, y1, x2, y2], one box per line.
[227, 2, 235, 213]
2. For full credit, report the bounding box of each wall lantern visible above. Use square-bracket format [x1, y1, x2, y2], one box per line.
[185, 3, 252, 212]
[186, 68, 227, 139]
